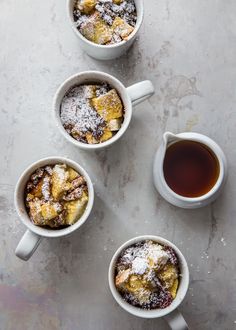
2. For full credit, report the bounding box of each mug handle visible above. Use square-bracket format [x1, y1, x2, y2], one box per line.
[164, 309, 189, 330]
[126, 80, 155, 106]
[15, 229, 42, 261]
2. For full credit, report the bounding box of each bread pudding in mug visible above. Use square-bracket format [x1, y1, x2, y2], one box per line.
[60, 83, 124, 144]
[73, 0, 137, 45]
[115, 240, 180, 310]
[25, 164, 88, 228]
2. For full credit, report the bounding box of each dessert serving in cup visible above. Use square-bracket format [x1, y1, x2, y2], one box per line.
[53, 71, 154, 150]
[67, 0, 144, 60]
[14, 157, 94, 261]
[108, 235, 189, 330]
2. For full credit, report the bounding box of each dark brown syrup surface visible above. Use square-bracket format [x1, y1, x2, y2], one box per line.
[163, 140, 220, 197]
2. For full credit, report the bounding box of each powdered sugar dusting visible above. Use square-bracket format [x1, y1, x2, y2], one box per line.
[95, 0, 137, 27]
[132, 257, 148, 275]
[118, 240, 170, 274]
[116, 240, 180, 310]
[42, 175, 51, 201]
[54, 164, 67, 182]
[73, 0, 137, 45]
[60, 84, 107, 141]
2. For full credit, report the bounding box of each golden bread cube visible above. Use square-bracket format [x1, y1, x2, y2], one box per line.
[94, 17, 113, 44]
[64, 191, 88, 225]
[86, 132, 99, 144]
[80, 12, 112, 45]
[92, 89, 123, 121]
[113, 0, 123, 4]
[80, 20, 95, 42]
[31, 179, 43, 198]
[26, 193, 34, 202]
[83, 85, 97, 99]
[128, 275, 144, 292]
[51, 165, 70, 200]
[68, 168, 79, 181]
[41, 202, 59, 221]
[77, 0, 97, 14]
[107, 118, 122, 131]
[115, 269, 130, 289]
[112, 17, 134, 40]
[158, 263, 178, 289]
[169, 278, 179, 299]
[100, 129, 113, 142]
[28, 200, 45, 226]
[118, 274, 151, 304]
[71, 126, 85, 140]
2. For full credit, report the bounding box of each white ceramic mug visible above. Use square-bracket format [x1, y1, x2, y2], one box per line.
[67, 0, 144, 60]
[153, 132, 228, 209]
[14, 157, 94, 261]
[108, 235, 189, 330]
[53, 71, 154, 150]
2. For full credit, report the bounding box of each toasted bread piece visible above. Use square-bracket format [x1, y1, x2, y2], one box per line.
[92, 89, 123, 121]
[51, 165, 70, 200]
[80, 12, 112, 45]
[41, 202, 59, 221]
[115, 269, 130, 289]
[28, 200, 45, 226]
[68, 168, 79, 181]
[113, 0, 123, 4]
[107, 118, 122, 131]
[112, 17, 134, 40]
[83, 85, 97, 99]
[100, 129, 113, 142]
[158, 263, 178, 289]
[31, 179, 44, 198]
[64, 191, 88, 225]
[86, 132, 99, 144]
[77, 0, 97, 14]
[169, 278, 179, 299]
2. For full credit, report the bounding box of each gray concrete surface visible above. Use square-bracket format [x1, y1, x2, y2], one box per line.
[0, 0, 236, 329]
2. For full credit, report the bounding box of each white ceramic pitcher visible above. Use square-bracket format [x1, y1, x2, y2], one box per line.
[153, 132, 227, 209]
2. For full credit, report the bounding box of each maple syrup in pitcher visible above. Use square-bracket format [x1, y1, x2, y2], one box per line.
[163, 140, 220, 198]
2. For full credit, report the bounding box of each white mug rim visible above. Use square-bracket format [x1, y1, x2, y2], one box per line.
[53, 71, 132, 150]
[14, 156, 94, 238]
[66, 0, 144, 50]
[108, 235, 189, 319]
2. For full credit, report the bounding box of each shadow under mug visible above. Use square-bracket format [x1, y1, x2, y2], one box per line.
[108, 235, 189, 330]
[14, 157, 94, 261]
[53, 70, 155, 150]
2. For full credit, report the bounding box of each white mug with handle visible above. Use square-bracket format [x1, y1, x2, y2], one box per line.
[14, 157, 94, 261]
[53, 71, 155, 150]
[108, 235, 189, 330]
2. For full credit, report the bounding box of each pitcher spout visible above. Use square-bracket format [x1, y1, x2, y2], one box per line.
[163, 132, 178, 147]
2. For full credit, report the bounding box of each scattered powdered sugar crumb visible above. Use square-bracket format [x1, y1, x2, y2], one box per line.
[220, 237, 226, 246]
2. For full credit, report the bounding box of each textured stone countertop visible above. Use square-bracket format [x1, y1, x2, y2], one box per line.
[0, 1, 236, 329]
